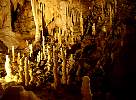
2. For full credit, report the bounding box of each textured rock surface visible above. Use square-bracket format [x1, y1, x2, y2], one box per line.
[14, 1, 35, 39]
[0, 0, 12, 32]
[0, 0, 22, 49]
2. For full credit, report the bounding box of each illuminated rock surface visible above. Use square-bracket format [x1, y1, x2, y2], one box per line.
[0, 0, 136, 100]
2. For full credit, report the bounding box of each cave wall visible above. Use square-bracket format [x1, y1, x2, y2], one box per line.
[13, 0, 36, 40]
[0, 0, 17, 49]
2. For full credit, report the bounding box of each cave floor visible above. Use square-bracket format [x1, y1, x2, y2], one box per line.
[32, 85, 82, 100]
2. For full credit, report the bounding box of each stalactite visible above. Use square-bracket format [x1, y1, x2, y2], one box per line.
[31, 0, 40, 42]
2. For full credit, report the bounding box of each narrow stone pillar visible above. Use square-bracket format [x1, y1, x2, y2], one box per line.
[12, 46, 15, 62]
[92, 23, 96, 35]
[17, 52, 21, 65]
[24, 57, 29, 86]
[47, 44, 51, 71]
[53, 45, 59, 89]
[81, 76, 92, 100]
[29, 66, 33, 85]
[61, 47, 67, 85]
[18, 57, 24, 83]
[5, 55, 12, 82]
[80, 11, 84, 36]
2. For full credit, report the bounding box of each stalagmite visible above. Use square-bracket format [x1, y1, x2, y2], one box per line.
[67, 54, 75, 84]
[81, 76, 92, 100]
[114, 0, 117, 13]
[76, 64, 81, 81]
[18, 58, 24, 83]
[53, 45, 59, 89]
[37, 51, 41, 63]
[71, 31, 74, 44]
[47, 45, 51, 71]
[61, 47, 67, 85]
[70, 24, 74, 44]
[92, 23, 96, 35]
[42, 36, 45, 59]
[29, 66, 33, 85]
[12, 46, 15, 62]
[80, 11, 84, 36]
[17, 52, 21, 65]
[24, 57, 29, 86]
[110, 4, 112, 26]
[26, 40, 29, 46]
[5, 55, 12, 82]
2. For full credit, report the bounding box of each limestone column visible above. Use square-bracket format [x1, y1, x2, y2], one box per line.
[114, 0, 117, 13]
[109, 4, 112, 27]
[5, 55, 12, 82]
[29, 66, 33, 85]
[17, 52, 21, 65]
[47, 44, 51, 71]
[12, 46, 15, 62]
[80, 11, 84, 36]
[61, 47, 67, 85]
[24, 57, 29, 86]
[53, 45, 59, 89]
[37, 51, 41, 63]
[67, 54, 75, 85]
[42, 36, 45, 59]
[18, 58, 24, 83]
